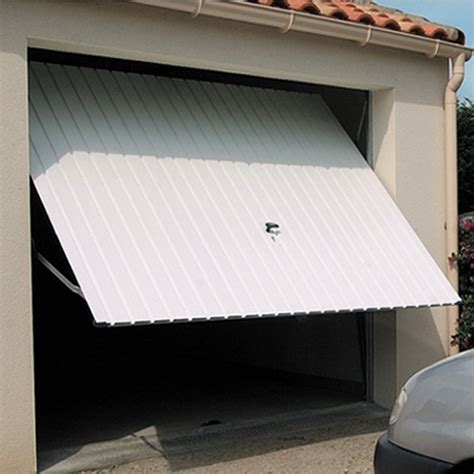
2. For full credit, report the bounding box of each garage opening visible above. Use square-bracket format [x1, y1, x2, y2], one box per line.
[32, 193, 372, 471]
[30, 50, 456, 471]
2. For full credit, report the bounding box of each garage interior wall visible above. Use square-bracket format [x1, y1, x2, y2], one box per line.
[0, 1, 451, 471]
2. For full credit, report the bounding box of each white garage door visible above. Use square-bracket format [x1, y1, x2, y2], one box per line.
[29, 62, 459, 325]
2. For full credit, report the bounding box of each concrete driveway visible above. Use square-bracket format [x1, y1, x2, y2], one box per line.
[86, 430, 384, 473]
[76, 403, 388, 474]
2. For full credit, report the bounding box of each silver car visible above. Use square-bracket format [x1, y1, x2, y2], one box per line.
[374, 350, 474, 473]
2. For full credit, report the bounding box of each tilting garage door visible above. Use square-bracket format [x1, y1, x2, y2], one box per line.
[29, 62, 459, 325]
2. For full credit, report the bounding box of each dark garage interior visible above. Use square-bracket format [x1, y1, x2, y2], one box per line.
[29, 51, 378, 471]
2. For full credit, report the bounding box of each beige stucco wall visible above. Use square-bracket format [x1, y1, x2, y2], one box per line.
[0, 0, 453, 469]
[0, 10, 36, 474]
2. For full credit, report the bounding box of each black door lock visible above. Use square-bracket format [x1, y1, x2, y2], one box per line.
[265, 222, 280, 234]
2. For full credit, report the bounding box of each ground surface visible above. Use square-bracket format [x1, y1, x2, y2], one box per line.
[39, 359, 384, 473]
[83, 426, 384, 473]
[37, 353, 387, 473]
[48, 401, 389, 473]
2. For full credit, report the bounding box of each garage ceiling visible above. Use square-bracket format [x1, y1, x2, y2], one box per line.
[29, 62, 459, 325]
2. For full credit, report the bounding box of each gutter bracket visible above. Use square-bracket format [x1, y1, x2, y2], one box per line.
[426, 39, 441, 59]
[191, 0, 204, 18]
[359, 26, 373, 47]
[280, 11, 295, 34]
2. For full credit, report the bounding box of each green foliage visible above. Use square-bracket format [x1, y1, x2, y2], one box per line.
[454, 100, 474, 350]
[458, 100, 474, 214]
[453, 217, 474, 350]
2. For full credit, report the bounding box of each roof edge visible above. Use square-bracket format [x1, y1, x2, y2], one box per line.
[130, 0, 472, 61]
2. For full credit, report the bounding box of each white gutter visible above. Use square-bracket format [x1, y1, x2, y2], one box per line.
[446, 54, 466, 355]
[130, 0, 473, 60]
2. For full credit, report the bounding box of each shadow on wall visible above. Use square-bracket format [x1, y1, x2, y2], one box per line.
[396, 306, 450, 385]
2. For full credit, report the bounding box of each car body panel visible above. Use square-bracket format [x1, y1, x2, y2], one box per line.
[388, 350, 474, 464]
[374, 433, 454, 474]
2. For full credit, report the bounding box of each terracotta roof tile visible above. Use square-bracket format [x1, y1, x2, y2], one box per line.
[245, 0, 466, 44]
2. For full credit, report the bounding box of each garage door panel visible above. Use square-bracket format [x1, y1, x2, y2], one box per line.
[37, 67, 178, 320]
[66, 65, 234, 319]
[292, 166, 389, 306]
[281, 168, 374, 307]
[29, 99, 131, 322]
[199, 161, 291, 312]
[247, 164, 339, 309]
[260, 166, 359, 309]
[29, 62, 460, 325]
[175, 161, 277, 313]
